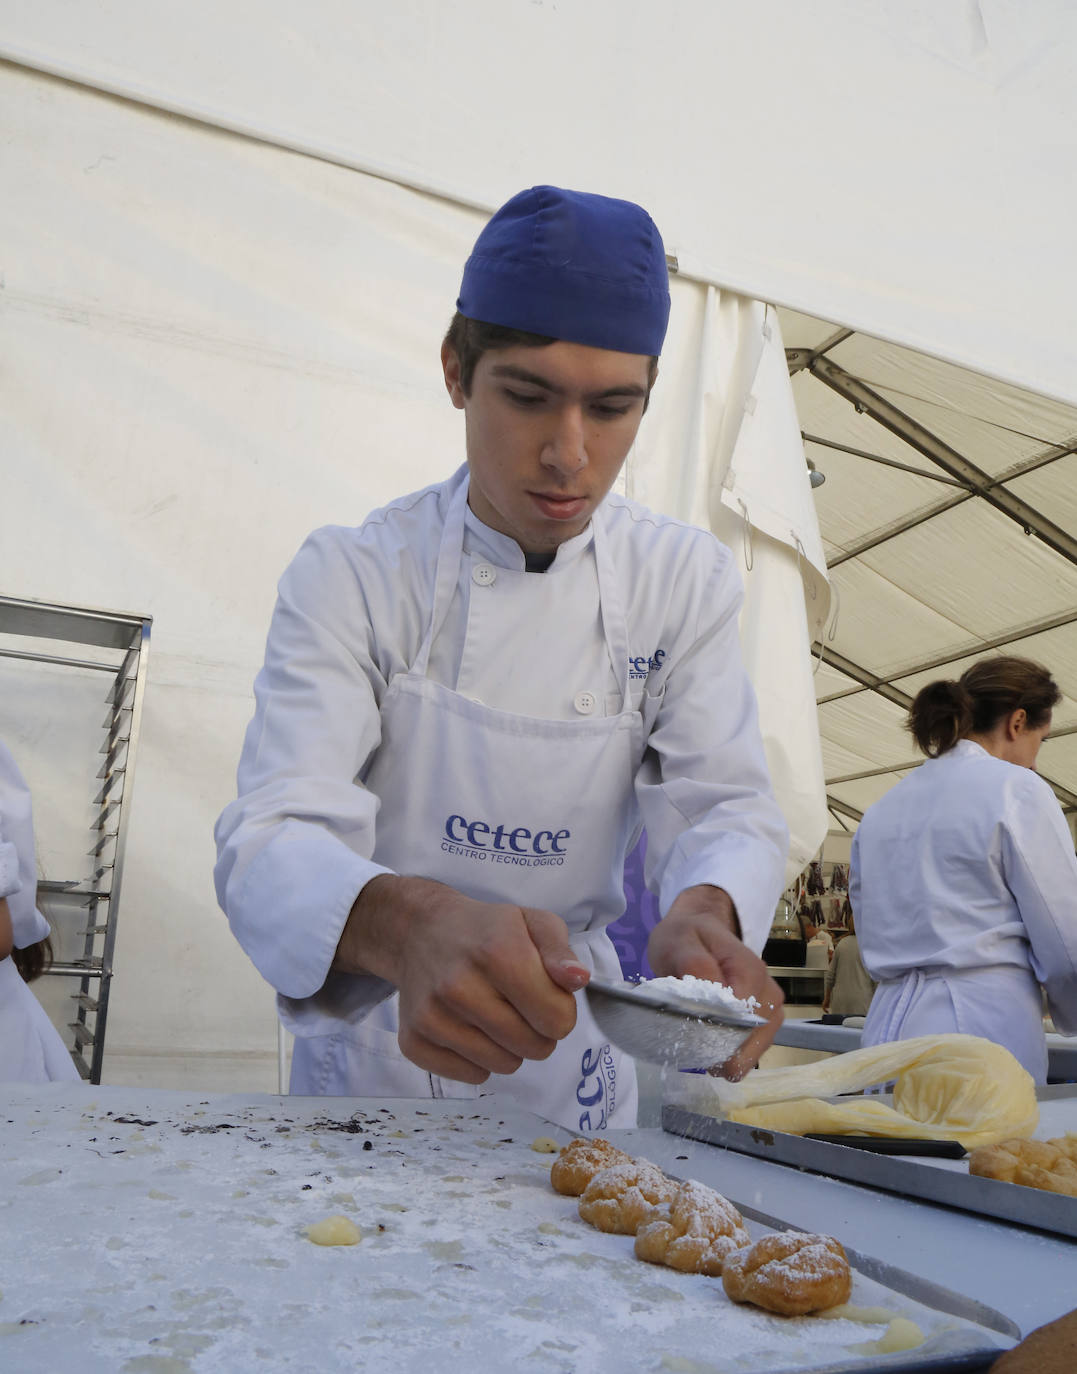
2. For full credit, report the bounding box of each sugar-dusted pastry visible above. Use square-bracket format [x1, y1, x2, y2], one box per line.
[969, 1136, 1077, 1197]
[722, 1232, 852, 1316]
[549, 1137, 632, 1196]
[577, 1160, 677, 1234]
[634, 1179, 750, 1275]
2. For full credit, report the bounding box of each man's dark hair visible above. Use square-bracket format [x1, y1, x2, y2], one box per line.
[443, 312, 658, 408]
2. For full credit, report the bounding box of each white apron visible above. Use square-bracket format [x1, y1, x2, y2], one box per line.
[291, 479, 652, 1129]
[861, 964, 1048, 1084]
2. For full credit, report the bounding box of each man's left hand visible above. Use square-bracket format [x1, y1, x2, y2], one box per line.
[646, 885, 783, 1080]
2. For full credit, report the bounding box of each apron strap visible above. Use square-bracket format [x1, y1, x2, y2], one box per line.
[591, 505, 632, 712]
[411, 471, 470, 679]
[413, 469, 632, 714]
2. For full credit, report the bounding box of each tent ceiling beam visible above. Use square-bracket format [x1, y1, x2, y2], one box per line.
[827, 493, 969, 567]
[828, 761, 922, 785]
[786, 332, 856, 376]
[816, 605, 1077, 705]
[818, 646, 1077, 811]
[817, 646, 914, 711]
[808, 356, 1077, 568]
[800, 432, 971, 488]
[826, 796, 864, 824]
[825, 440, 1075, 569]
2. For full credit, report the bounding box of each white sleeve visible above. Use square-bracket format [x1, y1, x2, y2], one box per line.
[636, 549, 789, 955]
[1001, 773, 1077, 1035]
[848, 829, 862, 916]
[0, 743, 50, 948]
[214, 529, 397, 1018]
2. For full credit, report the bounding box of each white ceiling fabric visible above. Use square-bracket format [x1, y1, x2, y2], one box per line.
[3, 0, 1076, 405]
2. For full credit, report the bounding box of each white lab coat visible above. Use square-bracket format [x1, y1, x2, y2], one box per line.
[0, 740, 80, 1084]
[215, 467, 788, 1107]
[851, 739, 1077, 1082]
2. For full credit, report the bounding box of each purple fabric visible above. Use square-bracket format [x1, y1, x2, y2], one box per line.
[609, 832, 659, 981]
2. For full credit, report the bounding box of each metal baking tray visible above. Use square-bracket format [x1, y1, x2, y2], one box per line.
[663, 1083, 1077, 1241]
[688, 1193, 1020, 1374]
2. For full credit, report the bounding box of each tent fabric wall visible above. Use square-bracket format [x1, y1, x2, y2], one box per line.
[1, 58, 825, 1081]
[3, 1, 1076, 407]
[627, 289, 830, 878]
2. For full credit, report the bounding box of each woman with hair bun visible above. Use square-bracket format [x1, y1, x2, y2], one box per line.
[850, 656, 1077, 1082]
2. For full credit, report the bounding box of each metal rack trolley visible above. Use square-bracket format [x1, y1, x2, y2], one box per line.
[0, 594, 151, 1082]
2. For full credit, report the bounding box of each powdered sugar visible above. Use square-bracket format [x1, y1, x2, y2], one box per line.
[0, 1087, 1009, 1372]
[756, 1234, 845, 1282]
[643, 974, 760, 1015]
[666, 1179, 749, 1237]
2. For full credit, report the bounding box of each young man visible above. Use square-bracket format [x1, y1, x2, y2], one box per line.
[215, 186, 789, 1129]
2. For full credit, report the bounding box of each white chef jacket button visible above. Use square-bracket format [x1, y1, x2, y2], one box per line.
[574, 690, 597, 715]
[472, 562, 497, 587]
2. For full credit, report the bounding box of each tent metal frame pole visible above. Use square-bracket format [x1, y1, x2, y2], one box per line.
[816, 646, 912, 711]
[819, 441, 1076, 569]
[826, 494, 969, 566]
[818, 616, 1077, 701]
[800, 432, 970, 487]
[806, 356, 1077, 567]
[828, 762, 923, 785]
[818, 645, 1077, 812]
[816, 605, 1077, 704]
[785, 333, 855, 375]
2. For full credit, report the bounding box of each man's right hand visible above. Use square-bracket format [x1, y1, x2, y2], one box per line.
[333, 875, 588, 1084]
[0, 897, 13, 962]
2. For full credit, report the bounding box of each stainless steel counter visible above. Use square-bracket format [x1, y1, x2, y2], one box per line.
[771, 1019, 1077, 1079]
[619, 1119, 1077, 1342]
[1, 1081, 1074, 1372]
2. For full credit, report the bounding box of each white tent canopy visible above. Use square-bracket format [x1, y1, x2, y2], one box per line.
[777, 307, 1077, 831]
[2, 0, 1075, 1084]
[4, 0, 1076, 405]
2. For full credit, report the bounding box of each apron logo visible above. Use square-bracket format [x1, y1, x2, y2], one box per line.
[576, 1043, 617, 1131]
[628, 649, 666, 680]
[442, 814, 570, 867]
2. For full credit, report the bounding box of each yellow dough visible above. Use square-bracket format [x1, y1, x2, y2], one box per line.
[715, 1035, 1038, 1149]
[850, 1317, 925, 1355]
[875, 1318, 925, 1353]
[306, 1214, 361, 1246]
[530, 1137, 560, 1154]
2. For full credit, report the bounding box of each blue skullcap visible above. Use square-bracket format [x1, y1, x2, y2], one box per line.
[457, 186, 670, 356]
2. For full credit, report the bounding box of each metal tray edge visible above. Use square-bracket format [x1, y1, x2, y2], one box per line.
[662, 1103, 1077, 1243]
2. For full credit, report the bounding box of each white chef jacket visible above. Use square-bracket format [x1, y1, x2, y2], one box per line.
[0, 740, 80, 1084]
[1, 740, 51, 952]
[215, 467, 789, 1036]
[851, 739, 1077, 1075]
